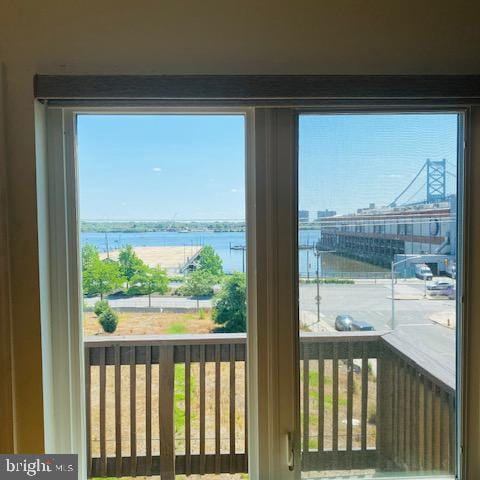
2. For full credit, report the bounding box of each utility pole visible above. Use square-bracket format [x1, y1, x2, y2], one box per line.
[105, 232, 110, 259]
[391, 255, 427, 330]
[313, 244, 336, 326]
[315, 248, 320, 325]
[391, 261, 395, 330]
[306, 249, 310, 280]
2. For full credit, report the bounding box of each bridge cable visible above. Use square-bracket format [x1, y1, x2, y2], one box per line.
[389, 161, 427, 207]
[402, 182, 427, 205]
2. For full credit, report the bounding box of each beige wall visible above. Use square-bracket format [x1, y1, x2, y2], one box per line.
[1, 0, 480, 454]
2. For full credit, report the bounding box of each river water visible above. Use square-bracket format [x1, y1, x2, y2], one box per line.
[81, 230, 387, 276]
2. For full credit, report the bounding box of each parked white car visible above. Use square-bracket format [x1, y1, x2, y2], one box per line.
[427, 279, 454, 295]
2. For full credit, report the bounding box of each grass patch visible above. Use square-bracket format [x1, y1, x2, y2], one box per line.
[174, 365, 187, 434]
[306, 371, 332, 389]
[166, 322, 187, 334]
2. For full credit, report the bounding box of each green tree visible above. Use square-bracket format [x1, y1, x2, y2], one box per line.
[82, 244, 100, 270]
[96, 259, 125, 300]
[196, 245, 223, 277]
[213, 272, 246, 333]
[130, 266, 169, 307]
[118, 245, 146, 288]
[180, 269, 216, 309]
[84, 258, 124, 300]
[82, 244, 101, 296]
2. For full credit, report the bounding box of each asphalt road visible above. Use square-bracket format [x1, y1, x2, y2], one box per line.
[299, 279, 456, 368]
[299, 281, 454, 328]
[86, 279, 456, 371]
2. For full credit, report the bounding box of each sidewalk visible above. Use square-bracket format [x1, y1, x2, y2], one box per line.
[299, 310, 333, 333]
[430, 310, 456, 329]
[84, 295, 213, 310]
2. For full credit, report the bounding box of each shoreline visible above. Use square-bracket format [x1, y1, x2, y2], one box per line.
[81, 222, 327, 234]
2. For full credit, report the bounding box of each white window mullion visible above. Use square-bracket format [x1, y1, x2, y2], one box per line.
[247, 108, 299, 480]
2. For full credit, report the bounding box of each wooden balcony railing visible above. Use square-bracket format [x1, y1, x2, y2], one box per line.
[85, 331, 455, 478]
[300, 332, 381, 471]
[377, 332, 455, 473]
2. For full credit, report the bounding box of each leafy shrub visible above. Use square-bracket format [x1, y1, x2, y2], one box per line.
[94, 299, 110, 317]
[299, 278, 354, 285]
[99, 309, 119, 333]
[168, 275, 186, 283]
[178, 270, 216, 297]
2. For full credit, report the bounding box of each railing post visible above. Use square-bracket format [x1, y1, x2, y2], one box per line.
[159, 345, 175, 480]
[376, 351, 394, 470]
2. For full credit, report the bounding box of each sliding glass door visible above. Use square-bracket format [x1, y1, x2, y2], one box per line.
[297, 113, 461, 478]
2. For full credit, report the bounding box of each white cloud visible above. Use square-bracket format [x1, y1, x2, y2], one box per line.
[230, 188, 238, 193]
[153, 167, 162, 172]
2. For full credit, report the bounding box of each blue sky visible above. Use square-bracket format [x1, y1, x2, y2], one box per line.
[299, 113, 458, 215]
[77, 113, 458, 220]
[77, 115, 246, 221]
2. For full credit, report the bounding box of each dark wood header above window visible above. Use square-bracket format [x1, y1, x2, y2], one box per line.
[34, 74, 480, 104]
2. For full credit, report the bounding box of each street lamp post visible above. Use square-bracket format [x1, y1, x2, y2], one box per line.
[391, 255, 429, 330]
[315, 249, 320, 324]
[313, 244, 335, 326]
[391, 260, 395, 329]
[306, 249, 310, 280]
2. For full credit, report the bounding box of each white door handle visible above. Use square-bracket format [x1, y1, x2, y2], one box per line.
[285, 432, 294, 471]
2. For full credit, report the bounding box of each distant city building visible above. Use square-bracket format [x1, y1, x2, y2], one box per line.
[317, 209, 336, 219]
[299, 210, 310, 222]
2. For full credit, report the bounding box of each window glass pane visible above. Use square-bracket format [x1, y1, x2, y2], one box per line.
[298, 113, 459, 478]
[77, 114, 248, 479]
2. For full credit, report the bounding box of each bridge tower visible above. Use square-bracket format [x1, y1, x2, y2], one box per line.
[426, 158, 446, 203]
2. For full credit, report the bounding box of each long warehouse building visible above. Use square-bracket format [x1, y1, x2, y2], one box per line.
[317, 196, 456, 272]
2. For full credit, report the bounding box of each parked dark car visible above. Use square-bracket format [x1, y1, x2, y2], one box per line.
[351, 320, 375, 331]
[335, 314, 353, 331]
[335, 315, 375, 332]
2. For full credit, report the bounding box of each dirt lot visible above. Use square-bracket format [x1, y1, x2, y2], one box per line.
[84, 310, 215, 337]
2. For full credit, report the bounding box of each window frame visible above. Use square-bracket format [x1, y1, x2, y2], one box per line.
[35, 84, 475, 480]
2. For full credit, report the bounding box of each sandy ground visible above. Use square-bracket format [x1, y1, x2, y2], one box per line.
[100, 245, 202, 273]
